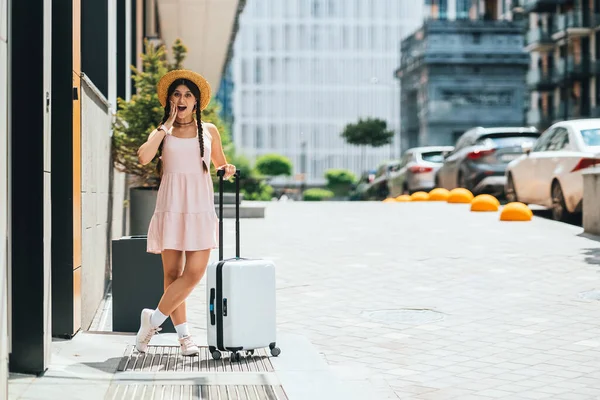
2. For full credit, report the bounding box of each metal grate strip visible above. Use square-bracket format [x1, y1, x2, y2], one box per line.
[105, 385, 287, 400]
[117, 346, 274, 372]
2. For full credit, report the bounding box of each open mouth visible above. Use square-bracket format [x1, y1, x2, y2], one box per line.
[177, 105, 187, 112]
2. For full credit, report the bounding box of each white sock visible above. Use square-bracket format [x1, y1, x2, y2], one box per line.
[150, 309, 168, 328]
[175, 322, 190, 339]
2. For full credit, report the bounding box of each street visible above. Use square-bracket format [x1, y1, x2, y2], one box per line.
[198, 201, 600, 399]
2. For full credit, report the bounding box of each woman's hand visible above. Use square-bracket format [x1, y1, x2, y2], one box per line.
[219, 164, 237, 180]
[164, 101, 178, 131]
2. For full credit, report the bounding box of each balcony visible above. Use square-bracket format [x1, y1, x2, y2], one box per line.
[526, 69, 556, 91]
[527, 108, 554, 128]
[553, 11, 600, 39]
[525, 28, 555, 52]
[555, 100, 587, 121]
[553, 58, 595, 83]
[521, 0, 564, 14]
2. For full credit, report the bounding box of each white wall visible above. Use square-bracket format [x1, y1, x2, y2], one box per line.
[583, 169, 600, 236]
[0, 0, 9, 394]
[80, 75, 126, 330]
[42, 0, 52, 367]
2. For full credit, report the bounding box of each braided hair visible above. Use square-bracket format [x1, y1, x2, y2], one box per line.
[156, 79, 209, 177]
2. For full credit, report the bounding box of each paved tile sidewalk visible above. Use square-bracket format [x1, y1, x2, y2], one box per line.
[9, 201, 600, 399]
[203, 201, 600, 399]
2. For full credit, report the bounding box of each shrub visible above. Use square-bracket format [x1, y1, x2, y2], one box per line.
[325, 168, 357, 197]
[255, 153, 293, 177]
[303, 188, 334, 201]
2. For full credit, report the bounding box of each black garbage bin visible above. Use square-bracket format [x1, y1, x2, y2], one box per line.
[112, 235, 175, 333]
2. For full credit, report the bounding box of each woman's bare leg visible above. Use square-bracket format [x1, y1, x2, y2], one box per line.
[156, 249, 211, 316]
[161, 250, 186, 326]
[136, 249, 210, 353]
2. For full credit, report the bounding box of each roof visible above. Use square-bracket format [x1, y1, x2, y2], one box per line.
[474, 126, 539, 134]
[405, 146, 454, 153]
[554, 119, 600, 131]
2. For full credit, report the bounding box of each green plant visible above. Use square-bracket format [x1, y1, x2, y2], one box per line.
[243, 180, 275, 201]
[341, 118, 394, 171]
[325, 168, 357, 197]
[254, 153, 293, 178]
[303, 188, 334, 201]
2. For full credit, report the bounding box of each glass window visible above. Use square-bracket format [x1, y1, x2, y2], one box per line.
[456, 0, 470, 20]
[241, 124, 250, 147]
[420, 151, 445, 163]
[476, 134, 540, 148]
[269, 125, 277, 149]
[255, 59, 262, 84]
[533, 128, 556, 152]
[255, 126, 264, 149]
[546, 128, 569, 151]
[579, 128, 600, 146]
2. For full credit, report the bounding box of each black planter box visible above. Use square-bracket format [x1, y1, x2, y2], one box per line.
[112, 236, 175, 333]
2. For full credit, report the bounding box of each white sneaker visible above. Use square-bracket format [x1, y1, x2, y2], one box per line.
[179, 335, 200, 356]
[135, 308, 161, 353]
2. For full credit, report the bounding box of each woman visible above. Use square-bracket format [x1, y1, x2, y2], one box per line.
[135, 70, 236, 356]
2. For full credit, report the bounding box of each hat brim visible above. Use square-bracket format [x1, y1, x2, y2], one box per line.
[156, 69, 211, 111]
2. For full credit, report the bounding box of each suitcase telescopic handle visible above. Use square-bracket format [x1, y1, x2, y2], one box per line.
[217, 168, 241, 261]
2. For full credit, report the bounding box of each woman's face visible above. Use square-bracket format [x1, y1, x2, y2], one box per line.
[170, 84, 197, 119]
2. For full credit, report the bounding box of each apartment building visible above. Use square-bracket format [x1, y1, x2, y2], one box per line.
[517, 0, 600, 130]
[230, 0, 426, 184]
[398, 0, 528, 150]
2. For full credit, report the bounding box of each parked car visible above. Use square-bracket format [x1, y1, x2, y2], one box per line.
[349, 169, 377, 201]
[505, 119, 600, 221]
[435, 126, 540, 196]
[363, 161, 401, 200]
[387, 146, 454, 197]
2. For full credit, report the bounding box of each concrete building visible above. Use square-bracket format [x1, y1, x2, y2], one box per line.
[229, 0, 426, 185]
[517, 0, 600, 130]
[0, 0, 242, 395]
[398, 0, 530, 151]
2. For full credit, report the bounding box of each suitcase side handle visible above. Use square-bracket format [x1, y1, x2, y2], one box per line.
[209, 288, 216, 325]
[217, 169, 241, 261]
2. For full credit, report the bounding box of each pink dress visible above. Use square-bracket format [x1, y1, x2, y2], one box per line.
[147, 126, 218, 253]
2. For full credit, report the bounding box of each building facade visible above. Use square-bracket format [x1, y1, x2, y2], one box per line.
[518, 0, 600, 130]
[398, 0, 530, 151]
[230, 0, 426, 184]
[0, 0, 242, 394]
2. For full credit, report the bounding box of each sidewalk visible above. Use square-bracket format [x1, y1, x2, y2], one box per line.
[9, 331, 370, 400]
[9, 201, 600, 399]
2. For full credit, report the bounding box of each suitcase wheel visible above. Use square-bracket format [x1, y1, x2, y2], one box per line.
[211, 350, 222, 360]
[270, 347, 281, 357]
[230, 351, 241, 362]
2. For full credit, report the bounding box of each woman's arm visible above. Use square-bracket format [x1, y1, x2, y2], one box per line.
[137, 127, 167, 165]
[137, 101, 177, 165]
[206, 123, 236, 179]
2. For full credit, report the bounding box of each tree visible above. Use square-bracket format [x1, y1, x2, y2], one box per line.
[341, 118, 394, 171]
[254, 154, 293, 178]
[169, 38, 187, 70]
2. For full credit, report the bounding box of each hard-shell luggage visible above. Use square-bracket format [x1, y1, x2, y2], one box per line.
[206, 169, 281, 361]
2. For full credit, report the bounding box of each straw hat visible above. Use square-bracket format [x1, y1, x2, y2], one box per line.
[156, 69, 211, 111]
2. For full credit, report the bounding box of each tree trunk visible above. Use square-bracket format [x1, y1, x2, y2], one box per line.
[362, 145, 366, 172]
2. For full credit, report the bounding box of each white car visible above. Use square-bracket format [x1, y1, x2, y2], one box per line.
[387, 146, 454, 197]
[505, 119, 600, 221]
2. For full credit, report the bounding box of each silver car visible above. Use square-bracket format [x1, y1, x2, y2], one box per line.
[387, 146, 454, 197]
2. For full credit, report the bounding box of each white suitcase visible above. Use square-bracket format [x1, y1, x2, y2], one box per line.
[206, 169, 280, 361]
